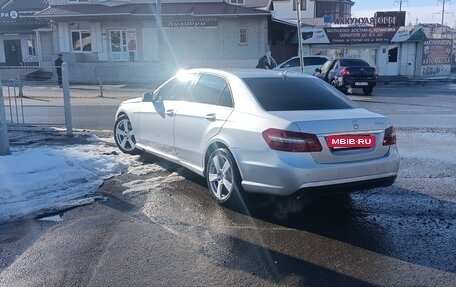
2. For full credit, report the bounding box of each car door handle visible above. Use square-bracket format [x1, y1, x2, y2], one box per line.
[204, 113, 216, 121]
[165, 109, 175, 117]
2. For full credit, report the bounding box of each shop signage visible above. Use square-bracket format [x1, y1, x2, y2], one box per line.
[333, 11, 406, 27]
[0, 10, 18, 19]
[421, 39, 453, 76]
[163, 18, 218, 28]
[324, 27, 399, 44]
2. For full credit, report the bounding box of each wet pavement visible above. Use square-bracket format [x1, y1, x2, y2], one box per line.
[0, 83, 455, 286]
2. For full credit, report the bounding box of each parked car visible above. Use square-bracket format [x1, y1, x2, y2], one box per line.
[273, 55, 330, 75]
[314, 58, 377, 95]
[114, 68, 399, 205]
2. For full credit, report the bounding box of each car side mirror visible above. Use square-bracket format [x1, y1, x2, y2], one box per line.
[315, 68, 322, 73]
[142, 91, 154, 102]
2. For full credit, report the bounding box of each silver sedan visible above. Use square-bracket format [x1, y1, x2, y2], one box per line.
[114, 68, 399, 205]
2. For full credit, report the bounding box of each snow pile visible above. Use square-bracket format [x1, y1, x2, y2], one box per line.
[0, 144, 127, 222]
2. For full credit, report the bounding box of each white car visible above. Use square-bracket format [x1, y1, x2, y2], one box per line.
[274, 55, 330, 74]
[114, 68, 399, 205]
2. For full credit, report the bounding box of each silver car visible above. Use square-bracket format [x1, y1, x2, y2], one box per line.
[274, 55, 330, 75]
[114, 68, 399, 204]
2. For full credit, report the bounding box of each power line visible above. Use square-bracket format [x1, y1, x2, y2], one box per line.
[433, 0, 453, 28]
[394, 0, 408, 11]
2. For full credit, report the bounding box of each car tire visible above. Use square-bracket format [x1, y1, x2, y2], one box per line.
[363, 86, 373, 95]
[114, 114, 139, 155]
[205, 148, 244, 206]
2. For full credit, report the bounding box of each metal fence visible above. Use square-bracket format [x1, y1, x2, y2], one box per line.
[1, 63, 72, 136]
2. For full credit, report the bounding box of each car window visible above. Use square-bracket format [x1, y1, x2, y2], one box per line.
[339, 59, 370, 67]
[242, 77, 358, 111]
[157, 73, 197, 101]
[320, 60, 333, 72]
[304, 57, 328, 66]
[282, 58, 300, 68]
[192, 74, 228, 105]
[217, 86, 234, 108]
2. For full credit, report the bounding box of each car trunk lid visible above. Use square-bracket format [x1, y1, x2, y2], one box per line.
[269, 109, 392, 164]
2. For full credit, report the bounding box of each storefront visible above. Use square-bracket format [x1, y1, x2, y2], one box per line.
[35, 2, 270, 83]
[271, 11, 433, 77]
[0, 0, 49, 66]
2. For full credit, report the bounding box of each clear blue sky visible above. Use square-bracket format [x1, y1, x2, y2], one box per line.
[352, 0, 442, 11]
[352, 0, 456, 27]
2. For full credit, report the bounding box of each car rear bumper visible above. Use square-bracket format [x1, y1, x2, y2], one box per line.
[233, 147, 399, 196]
[341, 78, 377, 88]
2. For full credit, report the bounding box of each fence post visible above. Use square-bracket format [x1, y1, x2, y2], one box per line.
[0, 77, 11, 156]
[98, 76, 103, 98]
[62, 62, 73, 136]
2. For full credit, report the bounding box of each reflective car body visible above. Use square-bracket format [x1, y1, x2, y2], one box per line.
[114, 68, 399, 201]
[273, 55, 330, 74]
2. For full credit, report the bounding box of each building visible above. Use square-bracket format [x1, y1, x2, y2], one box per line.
[34, 0, 271, 83]
[0, 0, 49, 67]
[268, 0, 446, 78]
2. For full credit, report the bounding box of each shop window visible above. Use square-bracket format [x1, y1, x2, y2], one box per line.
[239, 28, 247, 45]
[327, 49, 344, 59]
[369, 49, 377, 66]
[345, 48, 361, 59]
[388, 47, 398, 63]
[71, 30, 91, 52]
[230, 0, 244, 5]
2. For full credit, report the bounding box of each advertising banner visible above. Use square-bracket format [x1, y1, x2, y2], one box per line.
[421, 39, 453, 77]
[323, 27, 399, 44]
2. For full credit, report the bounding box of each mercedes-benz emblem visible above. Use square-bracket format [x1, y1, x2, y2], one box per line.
[352, 120, 359, 130]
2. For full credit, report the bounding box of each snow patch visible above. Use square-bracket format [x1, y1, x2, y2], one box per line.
[0, 144, 127, 223]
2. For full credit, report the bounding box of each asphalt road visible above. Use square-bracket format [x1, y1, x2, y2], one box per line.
[1, 82, 455, 286]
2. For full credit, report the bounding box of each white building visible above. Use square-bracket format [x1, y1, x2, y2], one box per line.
[34, 0, 271, 83]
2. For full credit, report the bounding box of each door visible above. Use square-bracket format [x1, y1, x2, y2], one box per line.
[386, 45, 399, 76]
[109, 30, 137, 61]
[4, 40, 22, 66]
[174, 74, 234, 169]
[139, 73, 197, 158]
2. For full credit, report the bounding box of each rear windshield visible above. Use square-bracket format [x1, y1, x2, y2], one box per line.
[339, 59, 370, 67]
[242, 77, 358, 111]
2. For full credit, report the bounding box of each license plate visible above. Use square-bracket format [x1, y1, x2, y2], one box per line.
[327, 135, 376, 149]
[355, 82, 368, 86]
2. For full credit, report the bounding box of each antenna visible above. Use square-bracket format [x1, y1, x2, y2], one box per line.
[394, 0, 408, 11]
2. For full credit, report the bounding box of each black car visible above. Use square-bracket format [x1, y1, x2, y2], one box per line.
[314, 58, 377, 95]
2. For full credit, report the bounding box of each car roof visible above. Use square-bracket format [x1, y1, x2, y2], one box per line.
[183, 68, 316, 79]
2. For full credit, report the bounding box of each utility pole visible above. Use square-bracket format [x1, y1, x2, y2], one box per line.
[296, 0, 304, 74]
[433, 0, 453, 37]
[394, 0, 408, 11]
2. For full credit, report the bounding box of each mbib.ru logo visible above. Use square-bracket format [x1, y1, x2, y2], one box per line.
[327, 135, 376, 148]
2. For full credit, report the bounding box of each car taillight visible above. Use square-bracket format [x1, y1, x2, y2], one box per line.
[340, 68, 350, 77]
[382, 126, 396, 146]
[262, 128, 322, 152]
